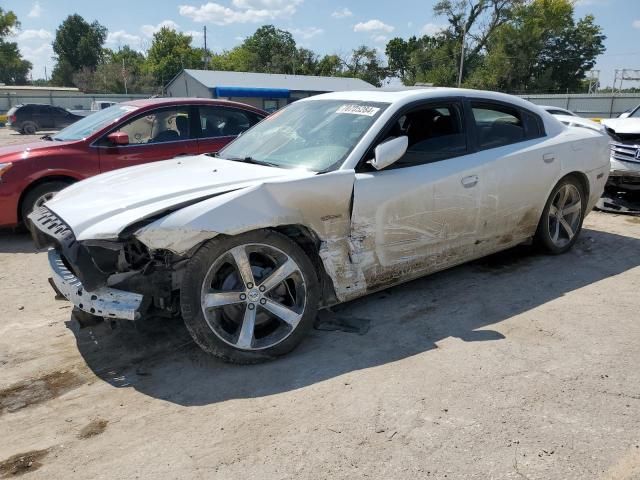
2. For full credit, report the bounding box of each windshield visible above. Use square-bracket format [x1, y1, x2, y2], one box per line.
[630, 105, 640, 118]
[52, 104, 139, 141]
[218, 99, 388, 172]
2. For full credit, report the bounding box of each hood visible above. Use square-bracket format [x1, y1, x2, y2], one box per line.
[0, 139, 75, 161]
[601, 117, 640, 135]
[45, 155, 313, 241]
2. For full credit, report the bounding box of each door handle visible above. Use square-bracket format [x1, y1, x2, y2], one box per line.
[461, 175, 479, 188]
[543, 153, 555, 163]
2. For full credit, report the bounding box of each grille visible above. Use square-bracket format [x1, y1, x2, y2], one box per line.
[610, 142, 640, 165]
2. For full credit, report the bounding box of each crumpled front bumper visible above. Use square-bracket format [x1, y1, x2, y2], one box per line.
[48, 248, 144, 321]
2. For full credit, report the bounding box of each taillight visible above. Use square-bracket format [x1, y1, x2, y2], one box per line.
[9, 115, 16, 123]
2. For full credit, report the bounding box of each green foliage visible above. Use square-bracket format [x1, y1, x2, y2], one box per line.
[51, 14, 107, 86]
[386, 0, 606, 93]
[210, 25, 385, 85]
[72, 46, 155, 94]
[146, 27, 203, 86]
[0, 8, 32, 85]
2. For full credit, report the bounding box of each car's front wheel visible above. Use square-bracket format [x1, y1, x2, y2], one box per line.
[535, 176, 586, 254]
[181, 230, 320, 364]
[21, 121, 38, 135]
[21, 180, 71, 223]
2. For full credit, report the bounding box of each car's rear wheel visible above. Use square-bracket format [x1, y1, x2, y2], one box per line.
[535, 176, 585, 254]
[21, 121, 37, 135]
[181, 230, 320, 364]
[21, 181, 70, 223]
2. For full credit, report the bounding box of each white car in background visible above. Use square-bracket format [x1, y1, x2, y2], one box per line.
[553, 114, 604, 133]
[601, 105, 640, 194]
[540, 105, 604, 133]
[539, 105, 577, 117]
[29, 89, 610, 363]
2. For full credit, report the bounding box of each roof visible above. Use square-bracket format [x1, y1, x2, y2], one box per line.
[307, 87, 551, 112]
[121, 96, 267, 114]
[178, 69, 376, 92]
[0, 86, 80, 92]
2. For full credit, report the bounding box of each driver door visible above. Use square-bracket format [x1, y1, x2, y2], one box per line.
[97, 106, 198, 172]
[350, 99, 485, 290]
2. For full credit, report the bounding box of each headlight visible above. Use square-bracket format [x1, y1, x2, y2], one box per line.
[0, 162, 12, 181]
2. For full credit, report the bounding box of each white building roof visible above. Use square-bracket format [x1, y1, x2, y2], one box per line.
[180, 69, 376, 92]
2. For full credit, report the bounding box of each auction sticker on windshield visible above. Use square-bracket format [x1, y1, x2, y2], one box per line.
[336, 104, 381, 116]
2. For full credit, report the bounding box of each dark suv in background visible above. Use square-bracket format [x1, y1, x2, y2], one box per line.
[6, 104, 84, 134]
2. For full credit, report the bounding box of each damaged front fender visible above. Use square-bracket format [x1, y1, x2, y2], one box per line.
[134, 170, 366, 302]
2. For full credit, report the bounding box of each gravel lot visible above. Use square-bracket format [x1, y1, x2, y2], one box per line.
[1, 127, 640, 479]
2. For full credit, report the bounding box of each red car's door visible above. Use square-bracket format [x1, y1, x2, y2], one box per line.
[96, 105, 199, 172]
[196, 106, 264, 155]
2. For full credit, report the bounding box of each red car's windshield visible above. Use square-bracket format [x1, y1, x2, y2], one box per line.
[52, 104, 139, 141]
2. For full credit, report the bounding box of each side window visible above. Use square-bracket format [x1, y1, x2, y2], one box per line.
[522, 110, 544, 139]
[471, 102, 526, 150]
[198, 107, 260, 139]
[381, 102, 468, 168]
[100, 107, 191, 146]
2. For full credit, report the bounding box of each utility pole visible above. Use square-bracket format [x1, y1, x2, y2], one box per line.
[202, 25, 211, 70]
[457, 22, 466, 88]
[122, 58, 128, 94]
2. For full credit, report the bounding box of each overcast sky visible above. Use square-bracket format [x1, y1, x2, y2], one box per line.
[4, 0, 640, 89]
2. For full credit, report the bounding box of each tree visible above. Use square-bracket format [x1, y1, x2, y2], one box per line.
[466, 0, 605, 92]
[315, 54, 342, 76]
[72, 46, 156, 94]
[434, 0, 524, 83]
[242, 25, 297, 73]
[146, 27, 202, 87]
[51, 14, 107, 86]
[0, 8, 32, 84]
[387, 0, 606, 92]
[343, 46, 387, 87]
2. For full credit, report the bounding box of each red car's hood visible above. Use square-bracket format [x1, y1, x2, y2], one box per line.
[0, 139, 77, 161]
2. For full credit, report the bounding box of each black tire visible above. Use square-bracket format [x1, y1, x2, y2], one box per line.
[21, 121, 38, 135]
[181, 229, 320, 364]
[21, 181, 70, 222]
[534, 176, 586, 254]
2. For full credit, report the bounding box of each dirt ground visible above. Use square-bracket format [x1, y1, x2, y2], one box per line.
[1, 127, 640, 479]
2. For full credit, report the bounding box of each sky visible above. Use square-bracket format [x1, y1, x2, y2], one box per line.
[4, 0, 640, 89]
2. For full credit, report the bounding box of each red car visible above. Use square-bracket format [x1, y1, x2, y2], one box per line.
[0, 98, 267, 227]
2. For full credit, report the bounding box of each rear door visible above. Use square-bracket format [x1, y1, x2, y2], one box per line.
[33, 105, 54, 129]
[196, 106, 263, 155]
[96, 105, 199, 172]
[468, 100, 560, 252]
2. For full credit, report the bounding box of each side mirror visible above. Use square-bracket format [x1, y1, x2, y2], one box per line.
[369, 136, 408, 170]
[107, 131, 129, 146]
[619, 112, 631, 119]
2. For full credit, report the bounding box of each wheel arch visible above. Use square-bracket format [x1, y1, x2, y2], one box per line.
[564, 171, 590, 200]
[270, 224, 340, 306]
[18, 175, 76, 221]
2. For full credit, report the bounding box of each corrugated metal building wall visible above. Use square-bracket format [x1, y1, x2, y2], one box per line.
[520, 93, 640, 118]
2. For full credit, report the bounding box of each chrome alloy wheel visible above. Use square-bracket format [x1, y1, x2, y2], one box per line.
[548, 183, 582, 248]
[199, 243, 307, 351]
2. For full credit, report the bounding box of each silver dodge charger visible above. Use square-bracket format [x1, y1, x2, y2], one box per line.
[30, 88, 610, 363]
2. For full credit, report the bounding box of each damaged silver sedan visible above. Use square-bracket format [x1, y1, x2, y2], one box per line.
[30, 89, 610, 363]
